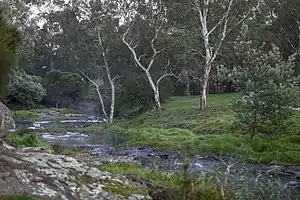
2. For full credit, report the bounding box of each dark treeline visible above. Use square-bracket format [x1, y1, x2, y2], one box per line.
[1, 0, 300, 117]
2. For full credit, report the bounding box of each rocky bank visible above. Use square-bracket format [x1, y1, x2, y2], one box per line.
[0, 103, 151, 200]
[0, 144, 152, 200]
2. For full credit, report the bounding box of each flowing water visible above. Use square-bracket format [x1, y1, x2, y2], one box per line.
[15, 112, 300, 199]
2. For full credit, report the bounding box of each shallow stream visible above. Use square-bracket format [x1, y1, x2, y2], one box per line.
[15, 113, 300, 198]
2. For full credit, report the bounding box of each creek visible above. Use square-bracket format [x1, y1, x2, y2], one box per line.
[15, 111, 300, 199]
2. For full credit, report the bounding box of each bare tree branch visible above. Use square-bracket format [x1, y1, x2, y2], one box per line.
[123, 23, 148, 71]
[281, 27, 297, 51]
[156, 59, 176, 88]
[210, 0, 234, 63]
[97, 28, 116, 123]
[77, 68, 109, 122]
[211, 1, 251, 62]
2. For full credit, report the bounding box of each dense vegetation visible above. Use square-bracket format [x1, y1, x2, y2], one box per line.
[1, 0, 299, 114]
[0, 6, 20, 98]
[1, 0, 300, 199]
[94, 93, 300, 165]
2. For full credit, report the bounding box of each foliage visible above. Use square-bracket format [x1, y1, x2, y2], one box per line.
[51, 144, 89, 156]
[94, 94, 300, 165]
[227, 43, 300, 137]
[7, 129, 50, 148]
[12, 110, 39, 120]
[43, 70, 86, 108]
[0, 6, 20, 98]
[100, 162, 229, 200]
[5, 69, 46, 109]
[100, 162, 182, 187]
[116, 73, 173, 117]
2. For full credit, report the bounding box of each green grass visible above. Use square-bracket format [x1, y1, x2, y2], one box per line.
[95, 93, 300, 165]
[7, 129, 51, 149]
[100, 162, 228, 200]
[51, 144, 90, 156]
[76, 170, 149, 198]
[38, 123, 101, 134]
[102, 182, 149, 197]
[117, 93, 238, 132]
[100, 162, 183, 187]
[13, 93, 300, 165]
[12, 110, 40, 120]
[12, 108, 75, 121]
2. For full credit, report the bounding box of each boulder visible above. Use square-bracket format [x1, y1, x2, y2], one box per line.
[0, 146, 151, 200]
[0, 102, 15, 138]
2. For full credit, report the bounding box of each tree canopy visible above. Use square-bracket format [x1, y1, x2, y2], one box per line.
[0, 6, 20, 98]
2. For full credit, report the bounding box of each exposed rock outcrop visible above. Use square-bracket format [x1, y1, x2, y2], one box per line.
[0, 146, 151, 200]
[0, 102, 15, 138]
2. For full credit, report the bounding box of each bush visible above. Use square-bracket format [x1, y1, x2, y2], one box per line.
[7, 129, 50, 148]
[0, 8, 20, 98]
[43, 70, 85, 108]
[100, 162, 230, 200]
[228, 43, 300, 137]
[116, 73, 173, 117]
[12, 110, 39, 120]
[5, 69, 46, 109]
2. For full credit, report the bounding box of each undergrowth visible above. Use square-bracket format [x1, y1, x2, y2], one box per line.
[12, 110, 39, 120]
[100, 161, 230, 200]
[7, 129, 50, 149]
[86, 93, 300, 165]
[100, 158, 300, 200]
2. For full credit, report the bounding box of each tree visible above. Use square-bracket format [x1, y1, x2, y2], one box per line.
[75, 0, 123, 123]
[228, 42, 299, 138]
[265, 0, 300, 76]
[0, 4, 20, 98]
[5, 69, 46, 109]
[122, 0, 176, 110]
[187, 0, 254, 110]
[43, 70, 85, 108]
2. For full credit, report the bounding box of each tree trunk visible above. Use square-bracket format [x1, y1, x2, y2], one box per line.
[184, 70, 191, 96]
[95, 86, 109, 123]
[98, 29, 116, 124]
[200, 79, 208, 110]
[200, 62, 211, 110]
[55, 101, 60, 109]
[185, 81, 191, 96]
[145, 71, 161, 110]
[108, 83, 115, 124]
[154, 89, 161, 110]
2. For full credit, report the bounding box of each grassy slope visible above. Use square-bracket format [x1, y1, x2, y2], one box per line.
[108, 93, 300, 165]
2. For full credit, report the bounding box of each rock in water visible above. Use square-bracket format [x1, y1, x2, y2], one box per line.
[0, 146, 151, 200]
[0, 102, 15, 137]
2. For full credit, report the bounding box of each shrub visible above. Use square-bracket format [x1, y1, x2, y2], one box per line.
[43, 70, 85, 108]
[0, 8, 20, 98]
[116, 73, 173, 117]
[100, 161, 230, 200]
[12, 110, 39, 120]
[7, 129, 49, 148]
[5, 69, 46, 109]
[227, 43, 300, 137]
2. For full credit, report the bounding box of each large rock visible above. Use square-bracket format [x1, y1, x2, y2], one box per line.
[0, 102, 15, 138]
[0, 146, 151, 200]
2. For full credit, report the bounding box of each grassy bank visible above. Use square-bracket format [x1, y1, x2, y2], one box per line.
[100, 162, 230, 200]
[95, 93, 300, 165]
[13, 93, 300, 165]
[12, 108, 73, 121]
